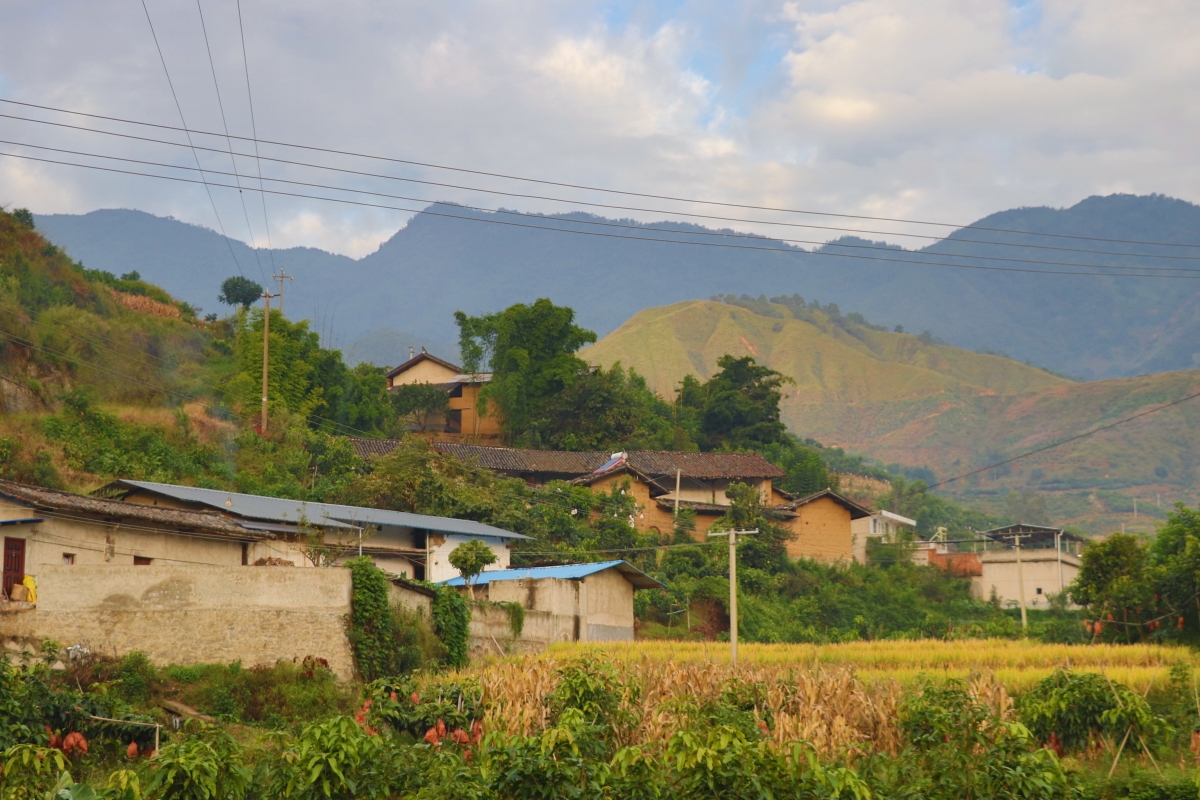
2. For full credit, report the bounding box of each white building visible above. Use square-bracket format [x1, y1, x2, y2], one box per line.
[969, 523, 1084, 609]
[851, 509, 917, 563]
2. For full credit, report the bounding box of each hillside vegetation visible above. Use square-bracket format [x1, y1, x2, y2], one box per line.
[584, 297, 1200, 533]
[36, 193, 1200, 380]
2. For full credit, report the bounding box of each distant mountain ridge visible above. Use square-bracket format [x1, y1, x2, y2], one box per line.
[34, 193, 1200, 379]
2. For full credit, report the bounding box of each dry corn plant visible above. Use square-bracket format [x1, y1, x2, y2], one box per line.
[447, 652, 907, 757]
[110, 289, 182, 319]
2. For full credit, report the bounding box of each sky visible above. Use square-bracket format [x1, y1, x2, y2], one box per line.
[1, 0, 1198, 257]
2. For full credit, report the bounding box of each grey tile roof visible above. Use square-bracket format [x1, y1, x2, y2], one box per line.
[107, 480, 530, 540]
[0, 479, 268, 539]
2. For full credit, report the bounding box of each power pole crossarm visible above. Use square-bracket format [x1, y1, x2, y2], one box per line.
[708, 528, 757, 666]
[272, 269, 294, 316]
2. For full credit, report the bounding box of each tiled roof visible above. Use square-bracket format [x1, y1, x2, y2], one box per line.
[780, 489, 872, 519]
[432, 444, 786, 480]
[384, 351, 461, 380]
[0, 479, 268, 539]
[349, 438, 402, 459]
[432, 443, 604, 474]
[440, 559, 664, 590]
[652, 498, 797, 518]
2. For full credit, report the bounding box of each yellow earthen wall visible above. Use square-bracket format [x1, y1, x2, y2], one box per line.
[782, 497, 853, 561]
[389, 361, 459, 387]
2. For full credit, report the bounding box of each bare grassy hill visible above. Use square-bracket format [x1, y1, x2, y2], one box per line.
[584, 299, 1200, 533]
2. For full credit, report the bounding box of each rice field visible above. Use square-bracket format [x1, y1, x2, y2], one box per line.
[536, 639, 1193, 692]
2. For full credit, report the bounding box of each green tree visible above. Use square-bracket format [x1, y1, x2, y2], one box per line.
[679, 356, 792, 451]
[1004, 489, 1051, 526]
[390, 382, 451, 432]
[537, 363, 681, 451]
[1070, 532, 1156, 640]
[1149, 502, 1200, 635]
[448, 539, 497, 598]
[218, 276, 264, 309]
[455, 298, 596, 444]
[11, 208, 34, 229]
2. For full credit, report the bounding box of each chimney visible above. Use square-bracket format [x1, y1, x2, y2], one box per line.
[408, 346, 414, 360]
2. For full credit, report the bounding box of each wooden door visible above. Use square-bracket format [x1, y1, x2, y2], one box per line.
[3, 538, 26, 598]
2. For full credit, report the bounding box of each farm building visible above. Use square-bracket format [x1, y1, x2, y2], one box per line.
[443, 560, 663, 643]
[969, 524, 1084, 609]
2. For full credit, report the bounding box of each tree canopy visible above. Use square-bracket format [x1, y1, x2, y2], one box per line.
[218, 276, 264, 309]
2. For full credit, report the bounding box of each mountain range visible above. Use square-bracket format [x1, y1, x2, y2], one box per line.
[583, 298, 1200, 534]
[34, 193, 1200, 380]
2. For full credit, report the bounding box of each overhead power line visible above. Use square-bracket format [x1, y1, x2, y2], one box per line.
[4, 96, 1200, 250]
[6, 133, 1200, 275]
[4, 149, 1197, 282]
[235, 0, 275, 274]
[4, 111, 1197, 263]
[929, 387, 1200, 489]
[194, 0, 266, 282]
[137, 0, 245, 278]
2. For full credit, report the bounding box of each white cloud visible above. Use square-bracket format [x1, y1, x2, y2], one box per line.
[1, 0, 1198, 254]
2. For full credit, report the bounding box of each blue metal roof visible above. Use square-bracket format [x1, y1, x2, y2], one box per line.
[441, 559, 664, 590]
[109, 480, 530, 540]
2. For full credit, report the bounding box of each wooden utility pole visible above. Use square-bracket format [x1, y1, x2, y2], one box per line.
[708, 528, 757, 666]
[673, 469, 681, 519]
[260, 290, 278, 434]
[272, 269, 294, 315]
[1013, 533, 1029, 629]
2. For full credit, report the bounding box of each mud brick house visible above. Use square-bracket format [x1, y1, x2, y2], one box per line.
[350, 440, 868, 561]
[384, 350, 501, 439]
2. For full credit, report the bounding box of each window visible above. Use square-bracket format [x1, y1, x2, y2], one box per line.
[62, 553, 76, 565]
[133, 556, 152, 566]
[1036, 587, 1043, 595]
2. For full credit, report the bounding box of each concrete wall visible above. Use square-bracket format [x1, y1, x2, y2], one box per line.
[850, 513, 916, 564]
[427, 533, 512, 584]
[0, 508, 246, 578]
[970, 550, 1080, 609]
[783, 496, 853, 561]
[0, 565, 358, 678]
[467, 602, 575, 658]
[479, 571, 636, 646]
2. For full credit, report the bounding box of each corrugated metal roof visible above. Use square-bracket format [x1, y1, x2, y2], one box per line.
[441, 559, 664, 590]
[109, 480, 530, 540]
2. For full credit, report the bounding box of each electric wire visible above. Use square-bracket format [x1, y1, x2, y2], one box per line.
[928, 386, 1200, 489]
[4, 149, 1195, 281]
[235, 0, 275, 274]
[193, 0, 266, 282]
[6, 137, 1199, 276]
[5, 96, 1200, 249]
[5, 111, 1198, 263]
[136, 0, 245, 278]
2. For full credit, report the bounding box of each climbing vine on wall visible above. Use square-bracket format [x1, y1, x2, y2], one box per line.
[432, 586, 470, 669]
[347, 557, 422, 680]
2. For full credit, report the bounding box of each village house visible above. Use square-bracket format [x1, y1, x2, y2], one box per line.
[443, 560, 663, 644]
[851, 509, 917, 563]
[351, 441, 868, 562]
[95, 480, 528, 582]
[384, 350, 501, 439]
[969, 523, 1084, 609]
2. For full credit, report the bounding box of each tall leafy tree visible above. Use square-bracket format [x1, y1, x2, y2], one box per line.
[678, 355, 793, 450]
[455, 299, 596, 445]
[218, 276, 264, 309]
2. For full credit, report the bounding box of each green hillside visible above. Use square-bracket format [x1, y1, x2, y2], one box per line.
[583, 298, 1200, 534]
